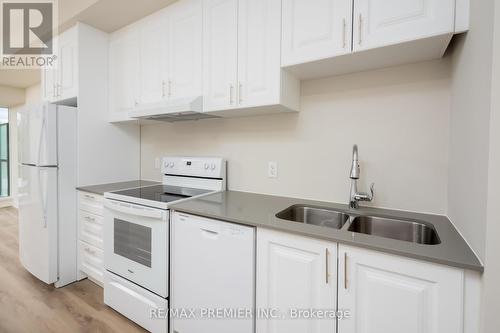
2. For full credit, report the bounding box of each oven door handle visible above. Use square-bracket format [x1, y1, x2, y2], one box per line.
[105, 200, 164, 219]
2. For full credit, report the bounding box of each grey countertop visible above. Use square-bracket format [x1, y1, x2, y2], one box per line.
[77, 180, 160, 195]
[170, 190, 483, 272]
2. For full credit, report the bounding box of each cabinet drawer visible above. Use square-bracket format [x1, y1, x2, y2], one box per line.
[78, 210, 103, 249]
[78, 191, 104, 216]
[104, 271, 168, 333]
[79, 241, 104, 284]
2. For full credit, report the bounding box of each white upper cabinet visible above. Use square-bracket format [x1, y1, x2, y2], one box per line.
[115, 0, 202, 118]
[353, 0, 456, 51]
[203, 0, 300, 115]
[169, 0, 203, 100]
[237, 0, 282, 108]
[281, 0, 353, 67]
[41, 66, 56, 101]
[138, 16, 168, 105]
[108, 29, 140, 122]
[202, 0, 239, 111]
[41, 27, 78, 105]
[57, 28, 78, 102]
[338, 245, 464, 333]
[256, 229, 337, 333]
[282, 0, 463, 80]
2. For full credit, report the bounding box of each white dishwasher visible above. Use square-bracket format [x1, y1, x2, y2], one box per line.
[171, 212, 255, 333]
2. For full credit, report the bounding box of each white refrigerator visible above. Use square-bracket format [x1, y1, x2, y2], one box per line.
[18, 103, 78, 287]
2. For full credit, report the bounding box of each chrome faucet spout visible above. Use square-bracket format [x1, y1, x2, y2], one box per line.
[350, 144, 360, 179]
[348, 145, 374, 209]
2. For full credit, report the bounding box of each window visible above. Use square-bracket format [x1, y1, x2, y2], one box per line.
[0, 108, 9, 197]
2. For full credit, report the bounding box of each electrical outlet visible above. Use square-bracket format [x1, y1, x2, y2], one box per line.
[268, 161, 278, 178]
[154, 157, 161, 169]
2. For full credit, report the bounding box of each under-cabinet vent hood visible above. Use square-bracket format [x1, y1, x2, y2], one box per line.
[129, 96, 219, 122]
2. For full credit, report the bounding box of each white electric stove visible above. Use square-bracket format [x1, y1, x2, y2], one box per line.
[103, 156, 226, 333]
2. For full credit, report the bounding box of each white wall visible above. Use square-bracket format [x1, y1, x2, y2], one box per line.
[447, 0, 496, 261]
[480, 1, 500, 331]
[0, 85, 25, 107]
[141, 59, 451, 214]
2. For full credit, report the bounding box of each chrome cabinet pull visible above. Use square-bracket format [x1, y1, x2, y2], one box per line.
[168, 80, 172, 98]
[238, 82, 243, 104]
[358, 14, 363, 45]
[343, 18, 347, 48]
[84, 216, 96, 222]
[229, 84, 234, 105]
[161, 80, 166, 98]
[344, 252, 348, 289]
[85, 247, 96, 256]
[325, 248, 330, 284]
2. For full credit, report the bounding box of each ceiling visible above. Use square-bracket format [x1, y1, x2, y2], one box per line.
[0, 0, 178, 89]
[60, 0, 179, 33]
[0, 69, 41, 89]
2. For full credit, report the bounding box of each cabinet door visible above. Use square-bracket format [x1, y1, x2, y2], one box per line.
[57, 28, 78, 101]
[41, 67, 56, 102]
[338, 245, 464, 333]
[139, 15, 169, 104]
[168, 0, 203, 100]
[108, 30, 140, 122]
[202, 0, 238, 112]
[282, 0, 352, 67]
[256, 229, 337, 333]
[237, 0, 281, 108]
[353, 0, 455, 52]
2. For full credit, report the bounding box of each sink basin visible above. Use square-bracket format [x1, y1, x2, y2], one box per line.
[276, 205, 349, 229]
[348, 215, 441, 245]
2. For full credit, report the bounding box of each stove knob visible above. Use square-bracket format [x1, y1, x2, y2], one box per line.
[211, 163, 216, 170]
[204, 163, 209, 170]
[170, 162, 175, 168]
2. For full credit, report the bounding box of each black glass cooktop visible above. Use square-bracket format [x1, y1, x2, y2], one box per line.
[111, 185, 211, 203]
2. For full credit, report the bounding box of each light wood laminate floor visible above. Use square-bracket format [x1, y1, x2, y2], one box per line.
[0, 207, 147, 333]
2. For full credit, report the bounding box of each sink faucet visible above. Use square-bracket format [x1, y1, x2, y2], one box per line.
[349, 145, 374, 209]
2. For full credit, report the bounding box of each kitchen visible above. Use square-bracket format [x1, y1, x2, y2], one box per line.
[0, 0, 499, 332]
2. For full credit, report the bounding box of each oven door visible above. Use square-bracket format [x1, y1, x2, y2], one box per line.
[104, 199, 168, 298]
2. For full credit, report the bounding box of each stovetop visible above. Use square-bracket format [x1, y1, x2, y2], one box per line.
[110, 185, 212, 204]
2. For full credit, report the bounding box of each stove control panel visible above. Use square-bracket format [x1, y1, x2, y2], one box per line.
[162, 157, 226, 179]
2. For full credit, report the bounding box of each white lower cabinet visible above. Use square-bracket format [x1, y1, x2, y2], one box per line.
[256, 228, 338, 333]
[77, 191, 105, 285]
[338, 245, 464, 333]
[79, 241, 104, 283]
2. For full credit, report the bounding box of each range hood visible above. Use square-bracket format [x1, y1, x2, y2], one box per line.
[129, 96, 220, 122]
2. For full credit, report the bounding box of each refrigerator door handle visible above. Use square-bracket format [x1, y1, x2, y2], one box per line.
[37, 106, 47, 166]
[37, 168, 48, 228]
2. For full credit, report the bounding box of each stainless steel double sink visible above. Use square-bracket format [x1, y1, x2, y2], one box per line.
[276, 205, 440, 245]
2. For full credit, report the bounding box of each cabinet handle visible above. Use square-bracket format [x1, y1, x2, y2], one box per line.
[344, 252, 348, 289]
[84, 194, 95, 200]
[161, 80, 166, 98]
[168, 80, 172, 98]
[358, 14, 363, 45]
[85, 247, 96, 256]
[229, 84, 234, 105]
[238, 82, 243, 104]
[84, 216, 96, 222]
[53, 83, 56, 98]
[325, 248, 330, 284]
[342, 18, 347, 49]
